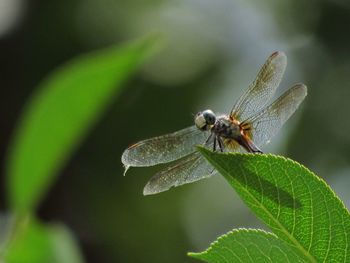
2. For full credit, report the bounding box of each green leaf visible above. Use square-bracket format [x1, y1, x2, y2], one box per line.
[6, 36, 158, 213]
[4, 218, 83, 263]
[197, 147, 350, 263]
[48, 224, 84, 263]
[189, 229, 308, 263]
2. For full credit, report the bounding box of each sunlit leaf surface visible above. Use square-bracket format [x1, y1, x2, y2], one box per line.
[189, 229, 308, 263]
[197, 147, 350, 263]
[7, 37, 157, 213]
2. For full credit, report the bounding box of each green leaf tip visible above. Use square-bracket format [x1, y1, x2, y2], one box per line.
[196, 147, 350, 262]
[126, 33, 165, 61]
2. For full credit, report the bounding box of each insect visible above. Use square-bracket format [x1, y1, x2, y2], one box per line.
[122, 51, 307, 195]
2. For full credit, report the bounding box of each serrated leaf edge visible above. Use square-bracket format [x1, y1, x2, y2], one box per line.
[188, 228, 277, 258]
[197, 147, 333, 263]
[205, 150, 350, 219]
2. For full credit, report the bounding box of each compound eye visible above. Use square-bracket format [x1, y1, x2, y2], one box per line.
[194, 112, 207, 130]
[203, 110, 216, 125]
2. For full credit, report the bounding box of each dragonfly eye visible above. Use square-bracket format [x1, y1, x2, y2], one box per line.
[203, 109, 216, 125]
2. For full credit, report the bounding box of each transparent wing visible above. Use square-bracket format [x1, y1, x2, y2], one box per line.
[246, 83, 307, 147]
[143, 151, 216, 195]
[121, 126, 209, 167]
[231, 51, 287, 121]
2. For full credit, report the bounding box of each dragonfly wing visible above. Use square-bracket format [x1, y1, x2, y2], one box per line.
[143, 151, 216, 195]
[246, 83, 307, 147]
[231, 51, 287, 121]
[122, 126, 209, 167]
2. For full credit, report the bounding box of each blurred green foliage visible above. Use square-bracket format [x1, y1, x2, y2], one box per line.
[7, 37, 157, 214]
[4, 217, 83, 263]
[2, 37, 157, 262]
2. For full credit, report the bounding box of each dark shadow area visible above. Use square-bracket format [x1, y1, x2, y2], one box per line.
[226, 160, 302, 210]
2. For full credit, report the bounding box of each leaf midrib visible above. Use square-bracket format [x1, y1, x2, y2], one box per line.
[210, 157, 318, 263]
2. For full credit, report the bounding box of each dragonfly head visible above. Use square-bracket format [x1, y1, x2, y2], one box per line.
[194, 109, 216, 131]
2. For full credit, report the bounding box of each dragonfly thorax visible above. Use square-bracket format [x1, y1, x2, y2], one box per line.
[212, 116, 241, 139]
[194, 109, 216, 131]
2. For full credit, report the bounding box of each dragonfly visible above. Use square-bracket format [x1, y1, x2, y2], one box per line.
[122, 51, 307, 195]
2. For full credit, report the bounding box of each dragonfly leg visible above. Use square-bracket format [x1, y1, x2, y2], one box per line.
[213, 136, 217, 151]
[217, 137, 224, 152]
[205, 133, 213, 145]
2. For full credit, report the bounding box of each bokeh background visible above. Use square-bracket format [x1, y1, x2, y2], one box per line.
[1, 0, 350, 262]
